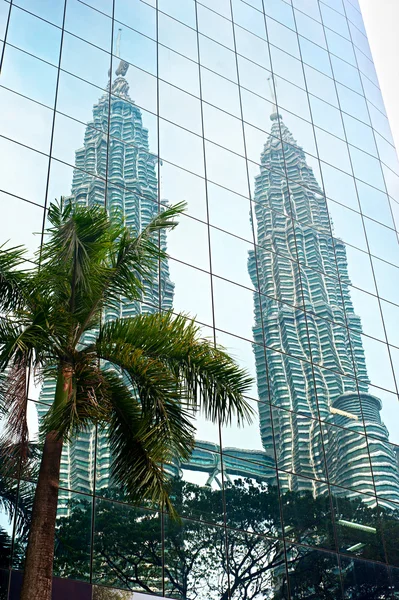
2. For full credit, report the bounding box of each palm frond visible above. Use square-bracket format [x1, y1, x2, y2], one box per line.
[41, 199, 116, 282]
[0, 459, 34, 537]
[0, 243, 31, 313]
[96, 313, 254, 427]
[101, 371, 187, 515]
[42, 357, 110, 441]
[103, 201, 187, 305]
[0, 311, 57, 373]
[0, 354, 30, 461]
[97, 345, 195, 460]
[38, 199, 118, 317]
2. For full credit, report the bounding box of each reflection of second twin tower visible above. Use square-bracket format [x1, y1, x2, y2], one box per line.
[249, 101, 399, 505]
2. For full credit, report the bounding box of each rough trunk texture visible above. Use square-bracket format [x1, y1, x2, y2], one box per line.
[19, 430, 63, 600]
[20, 364, 72, 600]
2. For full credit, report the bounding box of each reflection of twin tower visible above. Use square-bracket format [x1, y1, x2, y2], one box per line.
[38, 60, 174, 499]
[39, 58, 399, 506]
[249, 105, 399, 504]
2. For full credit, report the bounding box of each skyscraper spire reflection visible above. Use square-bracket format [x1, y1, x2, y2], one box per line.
[248, 104, 399, 504]
[38, 54, 174, 506]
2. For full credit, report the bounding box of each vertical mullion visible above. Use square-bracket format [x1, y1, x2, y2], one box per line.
[155, 1, 167, 595]
[231, 0, 293, 596]
[193, 1, 231, 597]
[0, 0, 12, 72]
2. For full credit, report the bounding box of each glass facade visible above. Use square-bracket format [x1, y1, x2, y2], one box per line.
[1, 0, 399, 598]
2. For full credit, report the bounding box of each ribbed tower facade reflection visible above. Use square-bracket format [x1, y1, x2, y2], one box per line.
[38, 60, 174, 500]
[248, 108, 399, 503]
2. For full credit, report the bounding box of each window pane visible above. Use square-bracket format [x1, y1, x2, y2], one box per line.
[93, 500, 162, 593]
[343, 113, 377, 156]
[265, 0, 295, 30]
[295, 9, 326, 48]
[299, 35, 332, 76]
[197, 3, 234, 49]
[7, 6, 62, 65]
[267, 18, 300, 59]
[159, 10, 197, 60]
[159, 119, 204, 176]
[159, 79, 202, 135]
[2, 44, 58, 107]
[331, 55, 363, 94]
[199, 34, 237, 82]
[203, 103, 245, 156]
[65, 0, 112, 52]
[12, 0, 64, 26]
[232, 0, 266, 39]
[0, 137, 48, 205]
[0, 87, 53, 154]
[205, 141, 248, 196]
[234, 23, 271, 69]
[115, 0, 156, 39]
[270, 45, 305, 90]
[201, 68, 241, 117]
[285, 545, 342, 599]
[158, 0, 196, 28]
[159, 45, 200, 96]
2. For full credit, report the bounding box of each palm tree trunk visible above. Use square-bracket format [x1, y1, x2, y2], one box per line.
[20, 364, 72, 600]
[19, 431, 63, 600]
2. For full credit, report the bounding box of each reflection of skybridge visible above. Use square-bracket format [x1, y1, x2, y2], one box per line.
[175, 441, 276, 488]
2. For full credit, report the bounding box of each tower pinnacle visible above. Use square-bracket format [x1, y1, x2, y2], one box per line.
[114, 28, 129, 78]
[267, 75, 281, 121]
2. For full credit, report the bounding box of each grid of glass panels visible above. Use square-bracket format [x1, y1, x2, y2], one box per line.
[1, 0, 399, 597]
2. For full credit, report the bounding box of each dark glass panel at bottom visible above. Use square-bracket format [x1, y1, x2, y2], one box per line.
[164, 517, 227, 600]
[331, 488, 386, 563]
[93, 500, 162, 594]
[53, 492, 92, 582]
[227, 528, 286, 600]
[340, 556, 393, 599]
[390, 565, 399, 598]
[379, 501, 399, 568]
[0, 569, 8, 600]
[223, 472, 283, 539]
[280, 474, 336, 551]
[283, 544, 343, 599]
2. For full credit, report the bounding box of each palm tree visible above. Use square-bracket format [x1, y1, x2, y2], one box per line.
[0, 199, 253, 600]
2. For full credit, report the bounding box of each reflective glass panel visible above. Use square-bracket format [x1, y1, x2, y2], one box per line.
[158, 0, 196, 28]
[267, 18, 300, 59]
[199, 34, 237, 82]
[285, 545, 342, 599]
[164, 517, 227, 599]
[197, 3, 234, 49]
[11, 0, 64, 27]
[299, 36, 332, 77]
[295, 9, 326, 48]
[93, 500, 162, 592]
[159, 11, 197, 60]
[234, 23, 271, 69]
[232, 0, 266, 39]
[340, 556, 392, 599]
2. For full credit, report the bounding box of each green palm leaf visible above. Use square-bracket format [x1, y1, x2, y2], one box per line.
[100, 371, 185, 515]
[96, 312, 254, 427]
[0, 243, 32, 313]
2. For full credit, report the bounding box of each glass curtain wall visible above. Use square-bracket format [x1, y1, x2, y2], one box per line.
[1, 0, 399, 597]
